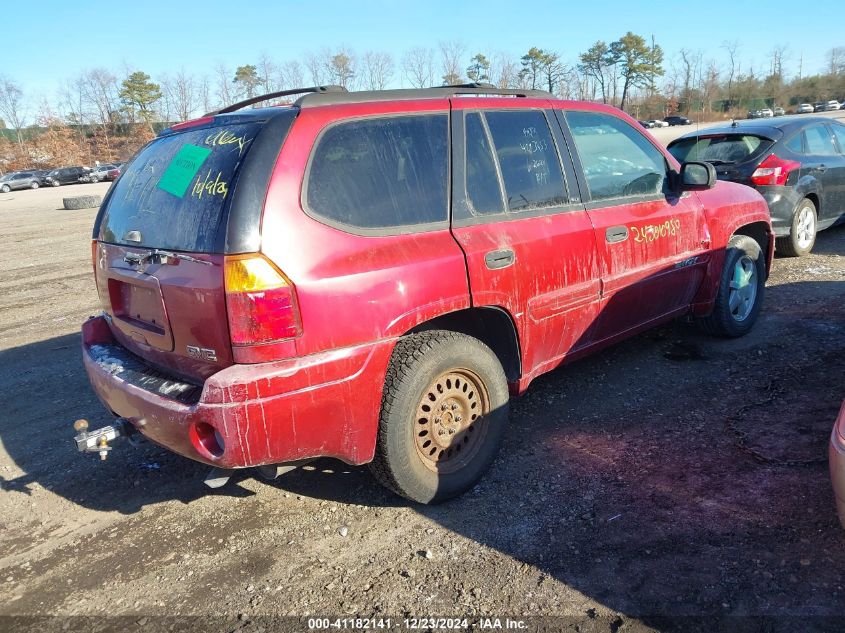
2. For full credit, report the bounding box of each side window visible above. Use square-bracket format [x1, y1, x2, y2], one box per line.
[566, 110, 667, 201]
[804, 124, 836, 156]
[829, 123, 845, 154]
[306, 114, 448, 230]
[484, 110, 568, 212]
[785, 132, 803, 154]
[464, 112, 505, 216]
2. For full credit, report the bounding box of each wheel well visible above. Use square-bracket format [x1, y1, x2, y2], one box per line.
[409, 307, 521, 382]
[805, 192, 820, 214]
[734, 221, 771, 268]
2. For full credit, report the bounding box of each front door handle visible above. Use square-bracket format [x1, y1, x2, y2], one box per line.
[606, 226, 629, 244]
[485, 249, 515, 270]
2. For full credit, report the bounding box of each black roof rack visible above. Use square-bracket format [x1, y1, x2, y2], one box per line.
[205, 85, 347, 116]
[295, 83, 555, 107]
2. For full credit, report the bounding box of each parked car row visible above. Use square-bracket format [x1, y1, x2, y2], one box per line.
[638, 115, 692, 129]
[0, 163, 123, 193]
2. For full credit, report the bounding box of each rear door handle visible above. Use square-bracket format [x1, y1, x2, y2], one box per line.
[606, 226, 629, 244]
[485, 249, 515, 270]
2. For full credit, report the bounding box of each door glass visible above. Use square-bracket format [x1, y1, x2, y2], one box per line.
[464, 112, 504, 216]
[829, 123, 845, 154]
[567, 110, 667, 200]
[804, 124, 836, 156]
[484, 110, 568, 212]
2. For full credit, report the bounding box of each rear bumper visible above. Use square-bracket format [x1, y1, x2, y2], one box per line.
[758, 186, 801, 236]
[82, 315, 394, 469]
[829, 401, 845, 528]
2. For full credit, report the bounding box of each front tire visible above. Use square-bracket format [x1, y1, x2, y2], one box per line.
[776, 198, 817, 257]
[30, 181, 39, 189]
[0, 184, 10, 193]
[369, 331, 510, 504]
[699, 234, 766, 338]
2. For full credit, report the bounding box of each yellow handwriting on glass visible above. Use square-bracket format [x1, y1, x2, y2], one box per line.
[192, 170, 228, 199]
[205, 129, 249, 155]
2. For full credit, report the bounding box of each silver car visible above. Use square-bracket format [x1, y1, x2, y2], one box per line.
[0, 171, 41, 192]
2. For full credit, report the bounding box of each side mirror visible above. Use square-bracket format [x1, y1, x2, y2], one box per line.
[679, 161, 716, 191]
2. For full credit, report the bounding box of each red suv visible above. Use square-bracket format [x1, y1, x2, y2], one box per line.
[77, 84, 773, 503]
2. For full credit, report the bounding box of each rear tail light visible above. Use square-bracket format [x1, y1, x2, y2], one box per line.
[751, 154, 801, 186]
[224, 254, 301, 345]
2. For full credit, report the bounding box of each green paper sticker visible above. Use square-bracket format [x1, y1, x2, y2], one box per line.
[157, 144, 212, 198]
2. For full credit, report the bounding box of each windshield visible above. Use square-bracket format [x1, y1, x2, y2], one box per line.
[668, 134, 774, 165]
[98, 122, 262, 253]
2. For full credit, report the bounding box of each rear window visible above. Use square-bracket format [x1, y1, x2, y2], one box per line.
[668, 134, 773, 165]
[99, 122, 261, 252]
[305, 114, 448, 231]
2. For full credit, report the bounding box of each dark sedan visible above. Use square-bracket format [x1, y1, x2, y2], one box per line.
[667, 117, 845, 256]
[44, 166, 91, 186]
[664, 115, 692, 126]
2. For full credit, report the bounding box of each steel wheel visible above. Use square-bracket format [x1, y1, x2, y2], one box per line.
[728, 255, 758, 322]
[414, 369, 490, 474]
[795, 204, 816, 250]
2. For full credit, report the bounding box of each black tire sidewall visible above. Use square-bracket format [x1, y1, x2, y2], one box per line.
[713, 235, 766, 337]
[379, 334, 509, 504]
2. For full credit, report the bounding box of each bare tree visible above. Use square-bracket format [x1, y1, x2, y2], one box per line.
[163, 69, 198, 122]
[438, 40, 466, 85]
[78, 69, 119, 127]
[769, 44, 788, 80]
[214, 63, 233, 107]
[362, 51, 394, 90]
[827, 47, 845, 75]
[258, 52, 278, 93]
[278, 61, 304, 90]
[305, 52, 330, 85]
[679, 49, 702, 113]
[324, 49, 355, 88]
[198, 76, 212, 114]
[402, 47, 435, 88]
[491, 52, 518, 89]
[722, 40, 740, 109]
[0, 76, 26, 148]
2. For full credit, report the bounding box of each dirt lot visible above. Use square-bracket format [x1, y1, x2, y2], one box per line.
[1, 176, 844, 632]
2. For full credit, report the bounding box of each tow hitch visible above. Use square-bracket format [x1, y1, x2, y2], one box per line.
[73, 418, 134, 460]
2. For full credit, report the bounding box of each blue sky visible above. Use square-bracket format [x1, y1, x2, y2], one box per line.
[4, 0, 838, 102]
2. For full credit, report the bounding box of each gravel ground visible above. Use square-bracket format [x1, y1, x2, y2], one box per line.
[0, 175, 844, 633]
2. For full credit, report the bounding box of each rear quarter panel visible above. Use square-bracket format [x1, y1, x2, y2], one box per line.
[259, 100, 472, 358]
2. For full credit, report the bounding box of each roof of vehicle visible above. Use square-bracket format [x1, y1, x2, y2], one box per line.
[668, 116, 838, 144]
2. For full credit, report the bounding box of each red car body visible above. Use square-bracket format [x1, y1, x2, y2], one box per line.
[81, 90, 774, 477]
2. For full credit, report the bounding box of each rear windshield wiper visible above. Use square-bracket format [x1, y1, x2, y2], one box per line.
[124, 249, 212, 266]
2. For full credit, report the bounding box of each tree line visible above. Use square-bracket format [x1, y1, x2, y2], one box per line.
[0, 36, 842, 171]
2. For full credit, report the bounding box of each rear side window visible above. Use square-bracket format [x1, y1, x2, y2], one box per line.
[99, 122, 262, 252]
[484, 110, 568, 211]
[668, 134, 773, 165]
[465, 112, 505, 216]
[804, 124, 836, 156]
[567, 110, 667, 200]
[306, 114, 448, 231]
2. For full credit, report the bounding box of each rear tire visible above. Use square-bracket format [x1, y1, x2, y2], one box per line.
[30, 181, 39, 189]
[369, 331, 510, 504]
[0, 184, 9, 193]
[699, 234, 766, 338]
[776, 198, 817, 257]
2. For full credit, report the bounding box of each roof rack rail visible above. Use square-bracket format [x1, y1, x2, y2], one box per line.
[295, 83, 554, 107]
[205, 85, 347, 116]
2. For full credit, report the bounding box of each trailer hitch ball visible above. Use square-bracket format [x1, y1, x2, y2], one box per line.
[74, 419, 89, 433]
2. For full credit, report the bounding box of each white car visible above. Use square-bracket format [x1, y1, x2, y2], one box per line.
[797, 103, 814, 114]
[648, 119, 669, 128]
[759, 108, 774, 118]
[826, 100, 841, 111]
